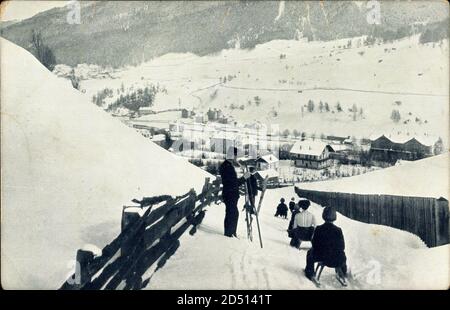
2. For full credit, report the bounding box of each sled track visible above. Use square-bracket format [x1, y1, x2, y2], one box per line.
[229, 247, 271, 289]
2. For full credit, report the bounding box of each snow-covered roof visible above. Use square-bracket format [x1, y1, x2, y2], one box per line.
[256, 169, 279, 179]
[290, 140, 334, 156]
[297, 153, 449, 199]
[151, 134, 166, 142]
[370, 133, 438, 147]
[257, 154, 279, 164]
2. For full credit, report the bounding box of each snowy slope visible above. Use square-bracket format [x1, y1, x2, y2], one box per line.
[82, 35, 449, 144]
[148, 186, 449, 290]
[297, 153, 449, 199]
[0, 38, 210, 289]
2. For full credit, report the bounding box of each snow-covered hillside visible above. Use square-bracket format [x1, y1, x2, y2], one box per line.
[148, 186, 449, 290]
[81, 35, 449, 145]
[0, 38, 210, 289]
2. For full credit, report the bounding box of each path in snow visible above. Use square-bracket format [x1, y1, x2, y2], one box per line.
[147, 186, 448, 290]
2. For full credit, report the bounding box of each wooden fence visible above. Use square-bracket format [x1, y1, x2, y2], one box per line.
[295, 187, 449, 248]
[60, 177, 222, 290]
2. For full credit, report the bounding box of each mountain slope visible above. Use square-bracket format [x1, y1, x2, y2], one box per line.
[1, 1, 448, 67]
[0, 38, 210, 289]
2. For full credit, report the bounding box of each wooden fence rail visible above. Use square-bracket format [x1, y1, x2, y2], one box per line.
[60, 177, 222, 290]
[295, 187, 449, 248]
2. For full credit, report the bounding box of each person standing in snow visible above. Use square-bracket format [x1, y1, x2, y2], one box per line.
[288, 197, 296, 214]
[304, 206, 347, 281]
[219, 147, 249, 238]
[291, 199, 316, 247]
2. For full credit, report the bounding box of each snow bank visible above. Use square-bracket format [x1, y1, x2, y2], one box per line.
[149, 187, 449, 289]
[0, 38, 210, 289]
[297, 153, 449, 199]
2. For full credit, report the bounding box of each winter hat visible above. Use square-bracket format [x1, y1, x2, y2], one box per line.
[299, 199, 311, 210]
[280, 198, 285, 203]
[322, 206, 337, 222]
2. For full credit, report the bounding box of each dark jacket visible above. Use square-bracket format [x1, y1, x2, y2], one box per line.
[287, 209, 300, 237]
[289, 201, 296, 212]
[277, 202, 288, 214]
[219, 160, 243, 201]
[311, 222, 346, 267]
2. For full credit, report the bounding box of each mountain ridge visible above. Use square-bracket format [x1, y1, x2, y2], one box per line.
[0, 1, 448, 67]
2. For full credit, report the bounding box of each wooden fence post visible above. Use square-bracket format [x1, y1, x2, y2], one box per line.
[121, 207, 143, 256]
[434, 198, 449, 247]
[75, 249, 94, 287]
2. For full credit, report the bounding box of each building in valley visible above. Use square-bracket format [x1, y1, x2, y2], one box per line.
[369, 134, 440, 163]
[290, 140, 335, 169]
[256, 154, 279, 171]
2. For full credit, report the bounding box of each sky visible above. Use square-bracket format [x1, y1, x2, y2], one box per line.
[1, 0, 69, 22]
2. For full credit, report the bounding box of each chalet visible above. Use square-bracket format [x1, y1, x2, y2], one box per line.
[138, 106, 155, 115]
[256, 154, 279, 171]
[326, 135, 349, 144]
[369, 134, 437, 163]
[290, 140, 335, 169]
[255, 169, 279, 187]
[195, 113, 207, 124]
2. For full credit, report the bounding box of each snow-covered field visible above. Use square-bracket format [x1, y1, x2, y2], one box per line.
[0, 38, 210, 289]
[148, 186, 449, 290]
[81, 35, 449, 145]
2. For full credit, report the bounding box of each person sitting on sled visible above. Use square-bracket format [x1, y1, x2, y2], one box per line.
[274, 198, 288, 218]
[288, 197, 296, 214]
[287, 202, 301, 247]
[291, 199, 316, 248]
[304, 206, 347, 281]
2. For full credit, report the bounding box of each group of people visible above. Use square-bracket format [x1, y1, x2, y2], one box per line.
[219, 147, 347, 282]
[278, 197, 347, 281]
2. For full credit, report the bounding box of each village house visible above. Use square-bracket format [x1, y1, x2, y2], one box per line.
[138, 106, 155, 115]
[290, 140, 335, 169]
[256, 154, 279, 171]
[369, 133, 439, 163]
[255, 169, 279, 188]
[181, 108, 192, 119]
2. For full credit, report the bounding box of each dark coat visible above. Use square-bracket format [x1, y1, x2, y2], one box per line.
[311, 222, 346, 267]
[289, 201, 296, 212]
[276, 202, 288, 214]
[219, 160, 241, 202]
[287, 209, 300, 237]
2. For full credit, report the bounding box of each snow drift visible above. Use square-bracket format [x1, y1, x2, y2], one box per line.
[0, 38, 210, 289]
[297, 153, 449, 199]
